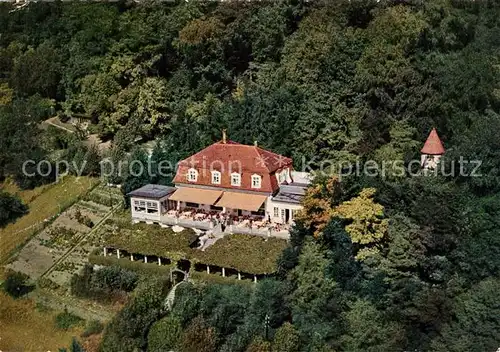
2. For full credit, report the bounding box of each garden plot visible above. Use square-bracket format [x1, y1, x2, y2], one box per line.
[83, 186, 123, 209]
[43, 200, 115, 287]
[5, 203, 108, 284]
[0, 176, 98, 263]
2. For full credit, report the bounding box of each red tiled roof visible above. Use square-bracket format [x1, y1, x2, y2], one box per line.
[421, 128, 445, 155]
[173, 140, 293, 193]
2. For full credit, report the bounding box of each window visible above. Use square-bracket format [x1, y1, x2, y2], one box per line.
[147, 201, 158, 214]
[211, 171, 221, 184]
[187, 168, 198, 182]
[273, 207, 279, 217]
[186, 202, 199, 208]
[133, 200, 146, 212]
[231, 172, 241, 186]
[281, 209, 286, 219]
[278, 170, 287, 183]
[251, 174, 261, 188]
[291, 209, 298, 219]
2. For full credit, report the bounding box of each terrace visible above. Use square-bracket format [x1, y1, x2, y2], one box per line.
[129, 184, 293, 239]
[94, 219, 288, 282]
[160, 208, 291, 239]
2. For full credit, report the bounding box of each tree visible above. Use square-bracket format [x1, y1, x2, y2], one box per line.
[245, 336, 271, 352]
[171, 282, 202, 327]
[340, 299, 405, 352]
[0, 191, 28, 227]
[147, 315, 182, 352]
[99, 278, 169, 352]
[272, 322, 300, 352]
[200, 284, 250, 339]
[290, 240, 343, 346]
[0, 83, 13, 106]
[332, 188, 388, 260]
[3, 271, 33, 298]
[430, 279, 500, 352]
[83, 143, 101, 177]
[295, 176, 341, 237]
[121, 147, 151, 207]
[10, 42, 61, 98]
[180, 316, 218, 352]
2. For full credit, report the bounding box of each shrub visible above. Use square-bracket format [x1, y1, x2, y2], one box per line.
[147, 315, 182, 352]
[3, 271, 33, 298]
[55, 309, 84, 330]
[180, 316, 218, 352]
[0, 191, 28, 228]
[100, 278, 170, 352]
[38, 277, 60, 291]
[246, 336, 271, 352]
[91, 265, 138, 292]
[273, 322, 300, 352]
[59, 337, 85, 352]
[70, 264, 138, 302]
[70, 264, 93, 298]
[74, 209, 94, 228]
[81, 319, 104, 337]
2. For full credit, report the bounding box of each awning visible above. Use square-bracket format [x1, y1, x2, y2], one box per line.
[215, 192, 267, 212]
[169, 188, 223, 205]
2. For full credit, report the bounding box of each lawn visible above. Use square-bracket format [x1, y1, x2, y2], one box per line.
[0, 176, 99, 263]
[0, 292, 83, 351]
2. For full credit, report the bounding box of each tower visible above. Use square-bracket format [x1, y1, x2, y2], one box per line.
[421, 128, 445, 170]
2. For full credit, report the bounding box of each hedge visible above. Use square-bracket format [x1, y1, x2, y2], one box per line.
[89, 252, 174, 276]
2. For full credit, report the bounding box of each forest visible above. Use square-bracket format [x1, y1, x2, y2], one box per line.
[1, 0, 500, 351]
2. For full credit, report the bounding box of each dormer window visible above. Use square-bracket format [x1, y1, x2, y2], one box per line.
[231, 172, 241, 187]
[187, 168, 198, 182]
[251, 174, 261, 189]
[211, 171, 221, 185]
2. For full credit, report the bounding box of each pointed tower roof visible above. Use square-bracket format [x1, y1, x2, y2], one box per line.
[421, 128, 445, 155]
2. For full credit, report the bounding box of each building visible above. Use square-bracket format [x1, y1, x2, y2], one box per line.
[421, 128, 445, 170]
[128, 132, 310, 237]
[129, 184, 177, 223]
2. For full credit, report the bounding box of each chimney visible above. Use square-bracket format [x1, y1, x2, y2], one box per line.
[222, 129, 227, 144]
[254, 140, 258, 147]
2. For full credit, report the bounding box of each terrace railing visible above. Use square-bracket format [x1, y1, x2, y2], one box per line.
[160, 214, 212, 231]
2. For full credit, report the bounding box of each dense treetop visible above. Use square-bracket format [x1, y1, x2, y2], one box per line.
[1, 0, 500, 351]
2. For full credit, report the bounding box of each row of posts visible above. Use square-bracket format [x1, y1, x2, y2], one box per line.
[103, 247, 258, 283]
